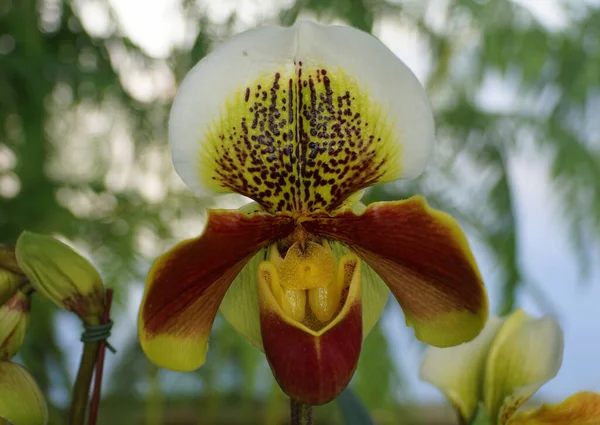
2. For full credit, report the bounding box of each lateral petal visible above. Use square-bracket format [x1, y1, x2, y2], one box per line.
[509, 392, 600, 425]
[170, 21, 434, 213]
[139, 210, 294, 371]
[302, 196, 488, 347]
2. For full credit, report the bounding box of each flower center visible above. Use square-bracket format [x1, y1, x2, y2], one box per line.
[258, 233, 358, 331]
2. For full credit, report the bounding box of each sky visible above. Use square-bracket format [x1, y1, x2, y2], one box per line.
[57, 0, 600, 408]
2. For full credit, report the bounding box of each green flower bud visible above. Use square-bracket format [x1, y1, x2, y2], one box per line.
[0, 245, 27, 306]
[0, 361, 48, 425]
[0, 291, 30, 361]
[15, 232, 104, 324]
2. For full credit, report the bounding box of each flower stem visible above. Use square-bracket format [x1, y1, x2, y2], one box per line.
[88, 288, 114, 425]
[290, 399, 313, 425]
[145, 363, 163, 425]
[69, 335, 100, 425]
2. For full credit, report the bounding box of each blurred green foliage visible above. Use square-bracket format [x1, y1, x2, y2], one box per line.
[1, 0, 599, 424]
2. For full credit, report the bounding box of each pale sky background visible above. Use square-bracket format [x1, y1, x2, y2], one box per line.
[54, 0, 600, 408]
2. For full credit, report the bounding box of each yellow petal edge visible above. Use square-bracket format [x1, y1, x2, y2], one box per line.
[509, 392, 600, 425]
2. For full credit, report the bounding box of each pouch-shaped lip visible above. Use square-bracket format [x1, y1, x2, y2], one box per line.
[258, 255, 363, 405]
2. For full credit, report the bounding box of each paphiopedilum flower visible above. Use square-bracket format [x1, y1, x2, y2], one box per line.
[138, 21, 488, 404]
[0, 290, 48, 425]
[420, 309, 600, 425]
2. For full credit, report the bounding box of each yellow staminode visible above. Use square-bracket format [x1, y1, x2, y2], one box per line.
[275, 241, 336, 291]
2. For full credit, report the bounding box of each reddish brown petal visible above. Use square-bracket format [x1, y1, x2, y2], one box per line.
[139, 210, 294, 371]
[302, 196, 488, 347]
[258, 256, 363, 405]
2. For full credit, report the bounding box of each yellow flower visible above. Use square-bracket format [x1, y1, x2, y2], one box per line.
[138, 21, 488, 405]
[420, 309, 600, 425]
[0, 290, 48, 425]
[15, 232, 105, 324]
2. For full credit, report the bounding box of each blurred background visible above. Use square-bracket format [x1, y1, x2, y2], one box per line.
[1, 0, 600, 423]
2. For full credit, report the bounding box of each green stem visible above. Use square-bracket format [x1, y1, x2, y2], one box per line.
[69, 318, 100, 425]
[290, 399, 313, 425]
[145, 364, 163, 425]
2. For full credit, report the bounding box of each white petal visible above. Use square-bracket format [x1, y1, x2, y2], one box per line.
[419, 316, 504, 422]
[484, 309, 564, 425]
[169, 21, 434, 212]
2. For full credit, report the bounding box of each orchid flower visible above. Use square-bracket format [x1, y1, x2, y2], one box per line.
[420, 309, 600, 425]
[138, 21, 488, 405]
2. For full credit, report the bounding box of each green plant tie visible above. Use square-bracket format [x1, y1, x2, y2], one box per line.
[81, 320, 116, 353]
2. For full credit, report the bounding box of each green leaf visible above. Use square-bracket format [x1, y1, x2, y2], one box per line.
[337, 387, 375, 425]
